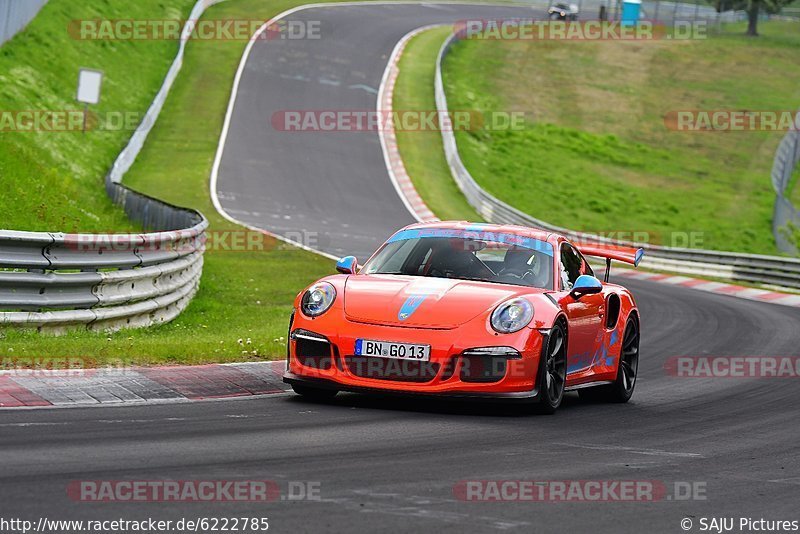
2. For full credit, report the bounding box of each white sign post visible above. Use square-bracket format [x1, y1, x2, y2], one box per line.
[76, 68, 103, 134]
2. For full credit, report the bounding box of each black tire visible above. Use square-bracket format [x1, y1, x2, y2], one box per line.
[291, 384, 338, 401]
[579, 315, 640, 403]
[533, 321, 567, 414]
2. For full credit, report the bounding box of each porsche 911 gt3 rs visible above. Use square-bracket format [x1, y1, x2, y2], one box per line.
[284, 221, 643, 414]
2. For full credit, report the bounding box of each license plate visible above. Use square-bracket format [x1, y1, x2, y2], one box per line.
[355, 339, 430, 361]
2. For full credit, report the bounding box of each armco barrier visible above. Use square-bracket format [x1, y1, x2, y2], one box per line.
[0, 0, 225, 332]
[0, 206, 206, 333]
[0, 0, 48, 46]
[434, 31, 800, 290]
[770, 123, 800, 255]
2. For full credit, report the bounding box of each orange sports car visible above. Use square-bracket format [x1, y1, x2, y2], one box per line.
[283, 221, 643, 413]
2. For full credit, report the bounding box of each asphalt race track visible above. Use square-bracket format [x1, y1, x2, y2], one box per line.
[214, 3, 545, 259]
[1, 4, 799, 533]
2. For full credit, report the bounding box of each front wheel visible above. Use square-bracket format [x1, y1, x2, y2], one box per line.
[533, 322, 567, 414]
[291, 384, 338, 401]
[579, 316, 640, 403]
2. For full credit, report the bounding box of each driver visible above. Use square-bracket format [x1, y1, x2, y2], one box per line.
[499, 248, 533, 275]
[427, 242, 477, 278]
[498, 247, 549, 287]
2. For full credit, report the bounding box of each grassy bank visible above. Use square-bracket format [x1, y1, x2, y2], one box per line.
[0, 0, 200, 232]
[440, 21, 800, 255]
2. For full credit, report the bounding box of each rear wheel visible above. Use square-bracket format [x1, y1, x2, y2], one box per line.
[534, 322, 567, 414]
[291, 384, 338, 401]
[579, 316, 640, 403]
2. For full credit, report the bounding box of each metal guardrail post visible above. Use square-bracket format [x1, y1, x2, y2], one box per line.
[770, 114, 800, 255]
[0, 0, 49, 46]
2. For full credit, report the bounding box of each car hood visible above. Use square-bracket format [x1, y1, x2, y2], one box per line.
[343, 275, 537, 329]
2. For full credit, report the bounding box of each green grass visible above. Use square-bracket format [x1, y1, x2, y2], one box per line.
[440, 21, 800, 255]
[393, 26, 481, 222]
[0, 0, 200, 232]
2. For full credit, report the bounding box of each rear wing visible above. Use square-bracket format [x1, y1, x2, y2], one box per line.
[574, 243, 644, 282]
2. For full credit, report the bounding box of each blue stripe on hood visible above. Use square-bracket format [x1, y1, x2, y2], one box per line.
[398, 294, 428, 321]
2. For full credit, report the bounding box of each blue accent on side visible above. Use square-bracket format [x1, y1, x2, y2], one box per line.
[610, 330, 620, 346]
[568, 351, 593, 374]
[601, 330, 621, 367]
[570, 324, 623, 373]
[387, 228, 554, 257]
[355, 339, 363, 355]
[634, 248, 644, 267]
[398, 294, 428, 321]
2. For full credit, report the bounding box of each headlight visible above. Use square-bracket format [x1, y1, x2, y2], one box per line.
[301, 282, 336, 317]
[490, 298, 534, 333]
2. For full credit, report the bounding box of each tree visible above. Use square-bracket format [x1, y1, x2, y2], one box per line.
[712, 0, 796, 36]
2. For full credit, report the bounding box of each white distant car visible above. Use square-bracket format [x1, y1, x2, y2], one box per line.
[548, 2, 579, 20]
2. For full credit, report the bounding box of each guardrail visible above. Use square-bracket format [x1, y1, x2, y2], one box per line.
[0, 209, 206, 334]
[0, 0, 224, 332]
[771, 119, 800, 255]
[434, 32, 800, 290]
[0, 0, 48, 46]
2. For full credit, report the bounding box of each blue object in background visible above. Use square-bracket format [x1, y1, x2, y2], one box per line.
[621, 0, 642, 25]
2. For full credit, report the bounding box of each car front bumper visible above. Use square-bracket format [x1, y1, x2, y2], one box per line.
[283, 313, 549, 402]
[283, 371, 542, 402]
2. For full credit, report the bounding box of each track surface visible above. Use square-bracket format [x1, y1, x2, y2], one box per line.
[2, 4, 799, 533]
[215, 3, 544, 258]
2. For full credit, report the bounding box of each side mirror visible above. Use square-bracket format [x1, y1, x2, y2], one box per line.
[336, 256, 358, 275]
[570, 274, 602, 299]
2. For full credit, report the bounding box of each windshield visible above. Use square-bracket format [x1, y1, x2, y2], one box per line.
[363, 229, 554, 289]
